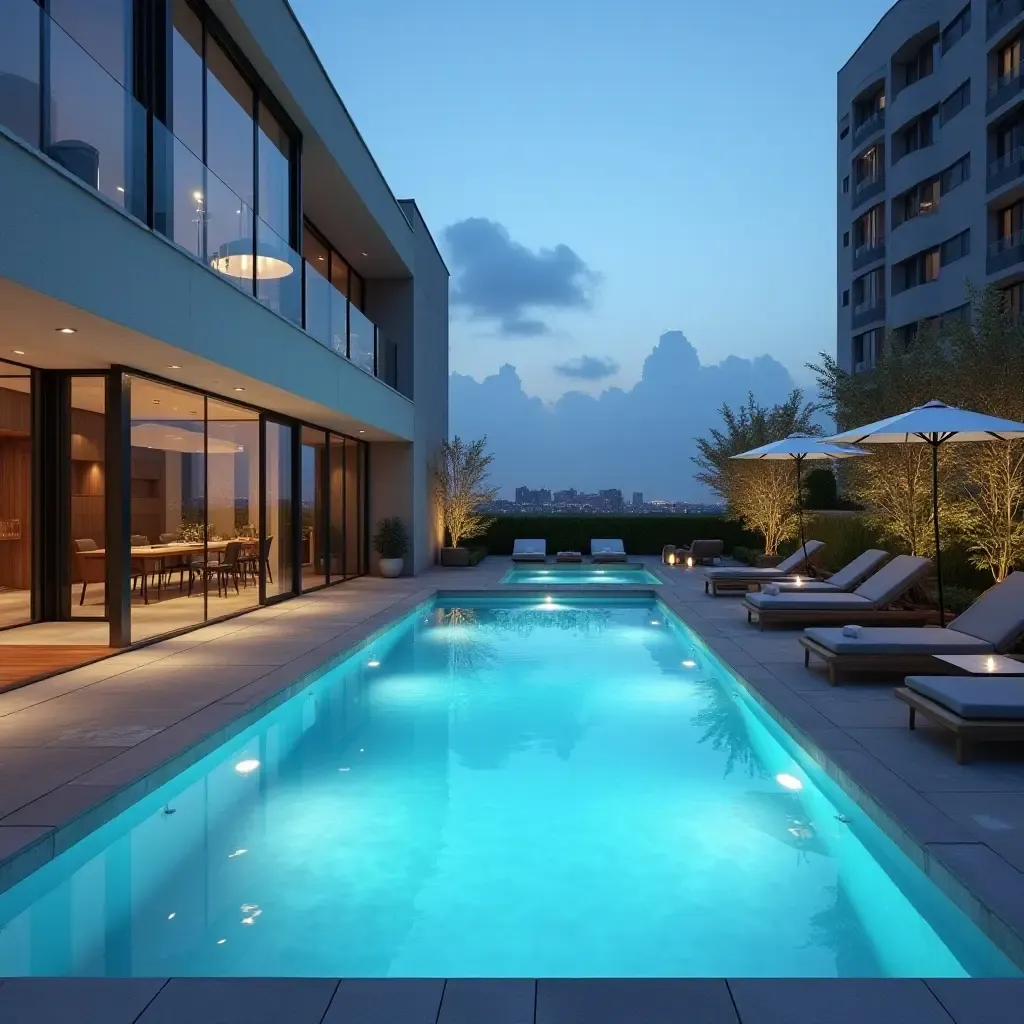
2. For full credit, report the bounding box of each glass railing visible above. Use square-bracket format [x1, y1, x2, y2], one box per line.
[990, 146, 1024, 176]
[990, 63, 1022, 96]
[989, 230, 1024, 256]
[348, 304, 376, 375]
[854, 172, 882, 194]
[2, 0, 396, 390]
[1, 0, 148, 220]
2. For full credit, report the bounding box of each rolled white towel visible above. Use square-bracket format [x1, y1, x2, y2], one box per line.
[842, 624, 862, 638]
[762, 583, 781, 596]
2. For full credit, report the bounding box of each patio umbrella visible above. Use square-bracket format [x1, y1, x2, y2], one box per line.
[731, 434, 870, 559]
[825, 400, 1024, 625]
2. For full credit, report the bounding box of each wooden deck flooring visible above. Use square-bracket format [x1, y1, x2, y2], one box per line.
[0, 646, 115, 692]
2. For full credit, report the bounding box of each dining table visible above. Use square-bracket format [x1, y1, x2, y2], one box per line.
[79, 539, 258, 603]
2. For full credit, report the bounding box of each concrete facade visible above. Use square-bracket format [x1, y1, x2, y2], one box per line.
[837, 0, 1024, 373]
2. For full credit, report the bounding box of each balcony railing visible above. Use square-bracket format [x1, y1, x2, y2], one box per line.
[988, 0, 1024, 39]
[852, 109, 885, 148]
[988, 63, 1024, 114]
[988, 145, 1024, 192]
[852, 239, 885, 270]
[988, 229, 1024, 274]
[851, 297, 886, 330]
[852, 171, 884, 209]
[0, 0, 400, 394]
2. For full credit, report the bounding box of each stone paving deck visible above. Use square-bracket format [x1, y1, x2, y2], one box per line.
[1, 557, 1024, 1020]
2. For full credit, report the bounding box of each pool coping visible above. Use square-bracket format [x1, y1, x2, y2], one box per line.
[0, 569, 1023, 979]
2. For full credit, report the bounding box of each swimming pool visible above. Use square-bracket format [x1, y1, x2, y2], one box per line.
[0, 596, 1015, 977]
[502, 564, 662, 584]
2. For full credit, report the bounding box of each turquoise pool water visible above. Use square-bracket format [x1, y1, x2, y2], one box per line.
[0, 596, 1016, 978]
[502, 564, 662, 584]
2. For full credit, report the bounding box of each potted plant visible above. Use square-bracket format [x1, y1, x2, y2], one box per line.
[433, 436, 498, 566]
[373, 517, 408, 578]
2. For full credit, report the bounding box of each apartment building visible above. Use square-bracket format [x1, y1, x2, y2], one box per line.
[838, 0, 1024, 373]
[0, 0, 448, 648]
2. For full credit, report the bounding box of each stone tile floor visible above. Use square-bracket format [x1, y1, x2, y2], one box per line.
[1, 556, 1024, 1020]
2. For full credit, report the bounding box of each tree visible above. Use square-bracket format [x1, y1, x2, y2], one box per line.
[692, 390, 820, 555]
[434, 436, 499, 549]
[810, 322, 958, 557]
[804, 467, 838, 510]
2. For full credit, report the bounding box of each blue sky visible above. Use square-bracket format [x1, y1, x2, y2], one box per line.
[292, 0, 893, 397]
[290, 0, 895, 498]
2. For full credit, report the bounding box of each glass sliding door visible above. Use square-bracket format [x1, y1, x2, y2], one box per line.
[344, 437, 366, 579]
[328, 434, 345, 582]
[264, 420, 293, 598]
[129, 378, 206, 640]
[300, 426, 327, 591]
[207, 397, 260, 616]
[0, 362, 32, 628]
[69, 376, 107, 618]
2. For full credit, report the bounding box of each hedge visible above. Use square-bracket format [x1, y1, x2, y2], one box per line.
[480, 515, 760, 556]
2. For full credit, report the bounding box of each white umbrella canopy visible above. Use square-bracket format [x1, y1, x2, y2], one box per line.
[730, 434, 871, 558]
[732, 433, 871, 460]
[826, 400, 1024, 445]
[825, 400, 1024, 624]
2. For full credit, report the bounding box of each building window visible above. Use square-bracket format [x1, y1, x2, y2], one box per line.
[854, 145, 882, 188]
[896, 106, 938, 162]
[0, 361, 32, 629]
[893, 245, 943, 293]
[853, 329, 881, 371]
[843, 231, 850, 247]
[941, 3, 971, 53]
[842, 289, 850, 307]
[264, 420, 294, 599]
[840, 124, 849, 140]
[940, 229, 970, 266]
[0, 0, 42, 147]
[996, 37, 1021, 87]
[853, 86, 885, 132]
[853, 268, 884, 310]
[897, 37, 936, 94]
[1004, 282, 1024, 313]
[940, 153, 970, 193]
[940, 80, 970, 125]
[854, 204, 885, 251]
[995, 200, 1024, 250]
[842, 175, 850, 193]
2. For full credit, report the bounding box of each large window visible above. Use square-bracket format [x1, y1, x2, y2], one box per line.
[264, 420, 294, 599]
[70, 377, 107, 619]
[0, 362, 32, 629]
[0, 0, 42, 147]
[300, 427, 327, 591]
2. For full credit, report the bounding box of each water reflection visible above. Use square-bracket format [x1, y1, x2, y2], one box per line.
[691, 679, 767, 780]
[733, 790, 824, 862]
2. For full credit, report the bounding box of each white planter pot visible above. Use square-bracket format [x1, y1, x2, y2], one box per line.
[378, 557, 404, 578]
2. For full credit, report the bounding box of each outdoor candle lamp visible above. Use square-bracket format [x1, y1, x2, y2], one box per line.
[667, 552, 677, 566]
[685, 555, 694, 568]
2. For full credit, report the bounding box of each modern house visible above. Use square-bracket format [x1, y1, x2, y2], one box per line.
[0, 0, 448, 650]
[837, 0, 1024, 373]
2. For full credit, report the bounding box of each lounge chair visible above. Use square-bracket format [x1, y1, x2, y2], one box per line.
[773, 549, 889, 593]
[800, 571, 1024, 684]
[703, 541, 824, 595]
[677, 539, 724, 566]
[511, 539, 546, 563]
[743, 554, 933, 631]
[591, 539, 627, 563]
[895, 676, 1024, 764]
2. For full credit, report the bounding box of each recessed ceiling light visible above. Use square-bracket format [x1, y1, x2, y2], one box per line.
[361, 251, 368, 257]
[168, 364, 181, 369]
[358, 429, 366, 434]
[234, 387, 245, 392]
[56, 327, 76, 334]
[116, 186, 125, 193]
[12, 349, 24, 355]
[153, 400, 161, 405]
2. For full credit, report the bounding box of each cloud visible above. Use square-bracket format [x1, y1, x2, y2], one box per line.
[444, 218, 598, 336]
[553, 355, 620, 381]
[450, 331, 800, 501]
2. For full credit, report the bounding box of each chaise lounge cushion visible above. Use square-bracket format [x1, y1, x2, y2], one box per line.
[746, 591, 873, 612]
[906, 676, 1024, 720]
[775, 549, 889, 593]
[803, 626, 992, 656]
[704, 541, 824, 579]
[512, 539, 546, 561]
[945, 571, 1024, 649]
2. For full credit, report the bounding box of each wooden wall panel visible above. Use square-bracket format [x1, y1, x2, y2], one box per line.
[0, 437, 32, 590]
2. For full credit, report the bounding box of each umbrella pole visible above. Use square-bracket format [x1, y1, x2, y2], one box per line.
[795, 456, 806, 561]
[930, 439, 945, 627]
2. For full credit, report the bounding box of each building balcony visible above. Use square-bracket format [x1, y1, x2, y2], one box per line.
[988, 230, 1024, 274]
[852, 174, 885, 210]
[988, 145, 1024, 192]
[852, 240, 886, 270]
[852, 109, 885, 149]
[989, 0, 1024, 38]
[851, 298, 886, 330]
[988, 64, 1024, 115]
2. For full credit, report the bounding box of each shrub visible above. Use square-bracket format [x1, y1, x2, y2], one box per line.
[480, 515, 760, 556]
[373, 517, 408, 559]
[731, 546, 762, 566]
[804, 468, 838, 510]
